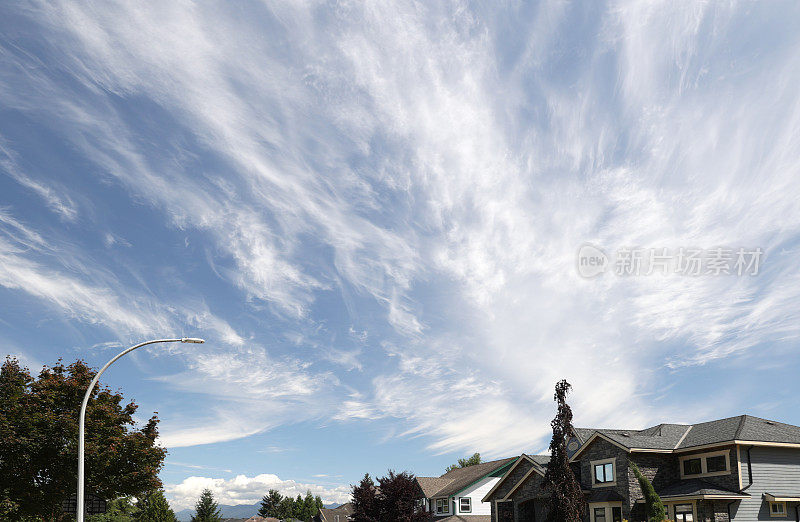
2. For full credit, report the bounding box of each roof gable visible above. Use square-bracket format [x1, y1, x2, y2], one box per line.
[416, 457, 517, 499]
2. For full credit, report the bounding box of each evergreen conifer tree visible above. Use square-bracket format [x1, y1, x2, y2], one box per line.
[258, 489, 283, 518]
[190, 489, 221, 522]
[631, 462, 666, 521]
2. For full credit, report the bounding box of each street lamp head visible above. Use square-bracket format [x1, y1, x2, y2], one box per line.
[180, 337, 206, 344]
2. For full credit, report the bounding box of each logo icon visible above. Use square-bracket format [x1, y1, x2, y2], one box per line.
[577, 244, 608, 278]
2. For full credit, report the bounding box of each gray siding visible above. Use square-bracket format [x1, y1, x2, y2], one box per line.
[734, 446, 800, 522]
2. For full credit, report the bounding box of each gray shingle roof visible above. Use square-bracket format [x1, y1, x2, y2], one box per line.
[577, 415, 800, 452]
[416, 457, 517, 498]
[654, 479, 749, 499]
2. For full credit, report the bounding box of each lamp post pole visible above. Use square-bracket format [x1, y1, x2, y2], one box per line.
[76, 337, 205, 522]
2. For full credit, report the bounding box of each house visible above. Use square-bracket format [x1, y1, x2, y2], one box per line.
[314, 502, 353, 522]
[415, 457, 517, 520]
[483, 415, 800, 522]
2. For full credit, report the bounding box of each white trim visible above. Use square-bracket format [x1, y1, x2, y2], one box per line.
[679, 449, 731, 479]
[591, 457, 617, 488]
[737, 445, 743, 490]
[434, 497, 450, 515]
[765, 494, 800, 502]
[588, 501, 623, 522]
[482, 455, 530, 502]
[459, 496, 471, 513]
[501, 464, 545, 501]
[570, 433, 630, 461]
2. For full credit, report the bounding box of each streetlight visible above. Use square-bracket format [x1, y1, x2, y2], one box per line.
[76, 337, 205, 522]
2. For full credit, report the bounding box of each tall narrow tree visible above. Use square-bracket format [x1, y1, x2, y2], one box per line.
[631, 462, 666, 521]
[191, 489, 221, 522]
[542, 380, 585, 522]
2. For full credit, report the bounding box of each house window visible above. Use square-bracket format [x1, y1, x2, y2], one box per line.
[592, 458, 615, 485]
[435, 498, 450, 514]
[770, 501, 787, 517]
[706, 455, 727, 473]
[459, 497, 471, 513]
[594, 507, 607, 522]
[682, 458, 702, 476]
[612, 506, 622, 522]
[679, 450, 730, 478]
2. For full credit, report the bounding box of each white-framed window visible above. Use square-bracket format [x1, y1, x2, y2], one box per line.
[459, 497, 471, 513]
[591, 458, 616, 487]
[679, 450, 730, 478]
[674, 503, 694, 522]
[435, 498, 450, 514]
[770, 501, 787, 517]
[589, 503, 622, 522]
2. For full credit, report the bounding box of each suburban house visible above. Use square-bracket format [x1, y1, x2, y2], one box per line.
[313, 502, 353, 522]
[483, 415, 800, 522]
[416, 457, 517, 520]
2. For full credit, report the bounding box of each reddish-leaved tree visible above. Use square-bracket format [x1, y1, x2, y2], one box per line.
[0, 357, 166, 520]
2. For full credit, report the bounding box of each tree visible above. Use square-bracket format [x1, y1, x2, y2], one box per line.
[376, 470, 427, 522]
[258, 489, 283, 517]
[191, 489, 221, 522]
[302, 489, 320, 520]
[87, 497, 139, 521]
[351, 473, 379, 522]
[277, 495, 296, 520]
[631, 462, 666, 521]
[0, 357, 167, 521]
[445, 452, 481, 473]
[137, 489, 178, 522]
[542, 380, 585, 522]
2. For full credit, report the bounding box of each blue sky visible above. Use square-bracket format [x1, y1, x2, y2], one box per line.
[2, 0, 800, 511]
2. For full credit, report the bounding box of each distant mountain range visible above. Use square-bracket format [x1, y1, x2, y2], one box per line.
[175, 502, 341, 521]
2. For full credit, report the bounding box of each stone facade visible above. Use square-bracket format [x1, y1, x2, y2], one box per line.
[486, 441, 742, 522]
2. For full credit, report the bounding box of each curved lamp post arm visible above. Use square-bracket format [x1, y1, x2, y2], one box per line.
[77, 337, 204, 522]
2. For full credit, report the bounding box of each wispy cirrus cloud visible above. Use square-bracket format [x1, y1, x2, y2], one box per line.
[2, 0, 800, 493]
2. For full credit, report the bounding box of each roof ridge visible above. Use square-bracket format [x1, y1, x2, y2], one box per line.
[734, 415, 748, 439]
[674, 425, 692, 449]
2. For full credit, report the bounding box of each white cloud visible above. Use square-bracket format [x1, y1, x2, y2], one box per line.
[165, 473, 351, 511]
[4, 0, 800, 458]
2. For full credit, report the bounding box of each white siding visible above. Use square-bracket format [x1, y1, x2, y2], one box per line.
[455, 476, 501, 516]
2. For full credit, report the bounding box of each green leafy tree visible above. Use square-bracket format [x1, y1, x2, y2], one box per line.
[0, 358, 167, 521]
[315, 494, 324, 513]
[258, 489, 283, 517]
[191, 489, 221, 522]
[87, 497, 139, 521]
[351, 473, 379, 522]
[631, 462, 666, 521]
[137, 489, 178, 522]
[542, 380, 585, 522]
[445, 452, 481, 473]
